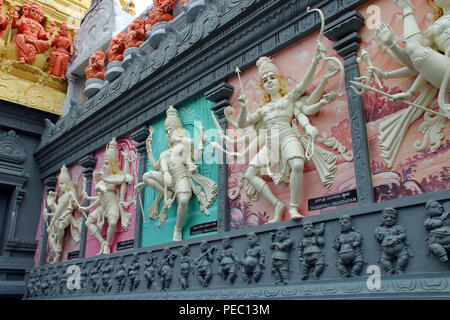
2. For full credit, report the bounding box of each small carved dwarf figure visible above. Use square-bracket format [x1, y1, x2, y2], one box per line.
[375, 207, 410, 274]
[114, 256, 127, 293]
[84, 49, 106, 80]
[101, 260, 114, 293]
[240, 232, 265, 284]
[194, 240, 217, 287]
[144, 252, 158, 289]
[218, 237, 238, 285]
[125, 17, 146, 49]
[106, 32, 127, 62]
[179, 244, 191, 289]
[48, 23, 74, 79]
[424, 200, 450, 262]
[333, 215, 365, 278]
[158, 247, 177, 290]
[270, 227, 293, 285]
[128, 253, 141, 291]
[145, 0, 178, 33]
[298, 222, 326, 280]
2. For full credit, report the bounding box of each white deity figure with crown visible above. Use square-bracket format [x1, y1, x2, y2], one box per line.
[210, 8, 348, 223]
[80, 137, 135, 255]
[351, 0, 450, 167]
[135, 106, 218, 242]
[45, 165, 82, 264]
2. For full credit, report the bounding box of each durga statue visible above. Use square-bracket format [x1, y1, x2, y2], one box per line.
[351, 0, 449, 167]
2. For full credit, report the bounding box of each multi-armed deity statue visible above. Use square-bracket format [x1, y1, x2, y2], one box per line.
[211, 8, 344, 222]
[11, 1, 54, 65]
[85, 49, 106, 80]
[144, 0, 178, 33]
[80, 137, 135, 255]
[351, 0, 450, 167]
[135, 106, 218, 242]
[45, 165, 82, 264]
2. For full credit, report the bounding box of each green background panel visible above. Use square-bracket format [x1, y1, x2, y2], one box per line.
[141, 96, 219, 247]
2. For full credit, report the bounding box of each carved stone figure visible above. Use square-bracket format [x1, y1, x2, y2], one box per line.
[351, 0, 450, 168]
[135, 106, 217, 241]
[298, 222, 326, 280]
[106, 32, 127, 63]
[270, 227, 293, 285]
[100, 259, 114, 293]
[144, 0, 178, 33]
[89, 260, 101, 293]
[179, 244, 191, 289]
[240, 232, 265, 284]
[194, 241, 217, 287]
[144, 252, 158, 289]
[424, 200, 450, 262]
[114, 256, 127, 293]
[84, 49, 106, 80]
[158, 247, 177, 290]
[218, 237, 238, 285]
[333, 215, 365, 278]
[80, 137, 134, 255]
[128, 253, 140, 291]
[125, 17, 146, 49]
[375, 207, 411, 274]
[40, 270, 50, 296]
[45, 165, 82, 264]
[211, 8, 343, 222]
[47, 23, 73, 80]
[10, 2, 54, 65]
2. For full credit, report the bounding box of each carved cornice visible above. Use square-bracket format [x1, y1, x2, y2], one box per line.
[35, 0, 370, 180]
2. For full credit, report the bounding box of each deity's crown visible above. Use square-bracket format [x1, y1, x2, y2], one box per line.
[104, 137, 119, 164]
[165, 105, 182, 129]
[58, 164, 71, 183]
[256, 56, 280, 79]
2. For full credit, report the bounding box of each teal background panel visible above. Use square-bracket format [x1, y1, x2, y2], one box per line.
[141, 96, 219, 247]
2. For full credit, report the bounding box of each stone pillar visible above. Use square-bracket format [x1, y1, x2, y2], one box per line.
[39, 176, 57, 266]
[324, 11, 374, 205]
[62, 74, 83, 116]
[130, 126, 149, 249]
[78, 154, 97, 258]
[205, 82, 234, 232]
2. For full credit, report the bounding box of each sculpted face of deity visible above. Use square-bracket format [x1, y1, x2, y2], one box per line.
[261, 71, 281, 97]
[303, 222, 314, 237]
[59, 23, 68, 36]
[339, 216, 352, 232]
[381, 209, 397, 227]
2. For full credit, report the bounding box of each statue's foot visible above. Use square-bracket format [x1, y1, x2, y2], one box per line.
[173, 226, 182, 241]
[103, 242, 111, 254]
[268, 201, 285, 223]
[134, 182, 145, 193]
[289, 207, 304, 221]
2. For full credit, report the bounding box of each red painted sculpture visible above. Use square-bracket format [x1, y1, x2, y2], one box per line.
[0, 0, 10, 39]
[11, 2, 54, 65]
[48, 23, 73, 80]
[125, 17, 146, 49]
[145, 0, 178, 33]
[85, 49, 105, 80]
[106, 31, 126, 62]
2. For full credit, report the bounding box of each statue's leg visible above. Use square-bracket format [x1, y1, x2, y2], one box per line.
[104, 206, 121, 254]
[173, 177, 192, 241]
[287, 157, 305, 220]
[245, 164, 285, 223]
[53, 215, 72, 263]
[14, 34, 27, 63]
[142, 171, 164, 193]
[85, 210, 106, 251]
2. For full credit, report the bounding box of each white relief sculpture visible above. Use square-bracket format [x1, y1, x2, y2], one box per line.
[210, 8, 348, 223]
[350, 0, 449, 168]
[45, 165, 83, 264]
[79, 137, 136, 255]
[135, 106, 218, 242]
